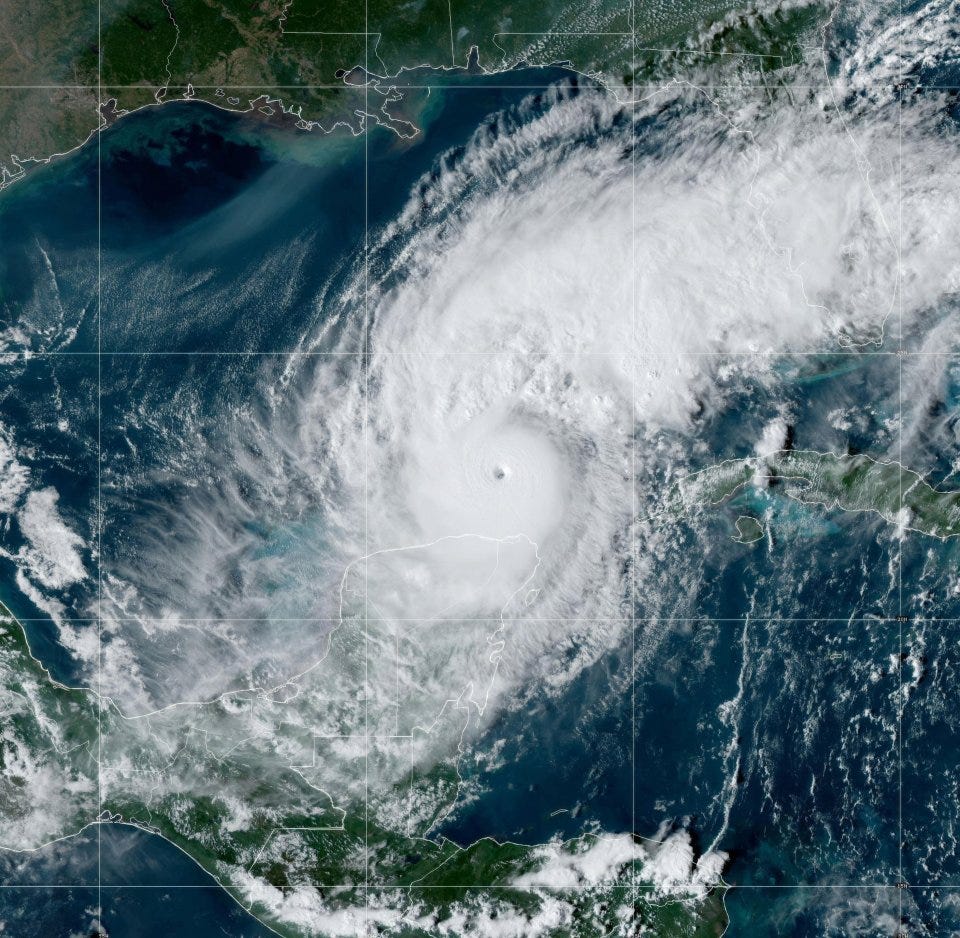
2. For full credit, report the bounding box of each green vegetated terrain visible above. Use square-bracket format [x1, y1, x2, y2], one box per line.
[665, 449, 960, 539]
[0, 0, 829, 185]
[0, 604, 726, 936]
[2, 444, 957, 934]
[0, 4, 859, 935]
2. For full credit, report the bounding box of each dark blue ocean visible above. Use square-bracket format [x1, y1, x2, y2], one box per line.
[0, 64, 957, 936]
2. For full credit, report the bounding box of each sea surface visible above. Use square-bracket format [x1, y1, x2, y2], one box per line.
[0, 54, 957, 936]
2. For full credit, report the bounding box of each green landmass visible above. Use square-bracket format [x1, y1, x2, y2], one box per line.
[0, 616, 98, 844]
[0, 3, 869, 934]
[0, 604, 727, 936]
[663, 449, 960, 539]
[732, 515, 764, 543]
[0, 0, 830, 187]
[5, 443, 956, 934]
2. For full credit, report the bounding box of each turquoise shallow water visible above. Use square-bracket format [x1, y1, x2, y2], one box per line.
[0, 49, 959, 936]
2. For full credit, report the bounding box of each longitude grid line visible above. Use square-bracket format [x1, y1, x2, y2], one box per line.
[363, 8, 371, 935]
[630, 0, 638, 916]
[897, 0, 904, 927]
[9, 12, 925, 913]
[96, 0, 103, 923]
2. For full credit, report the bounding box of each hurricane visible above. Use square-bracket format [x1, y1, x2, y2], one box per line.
[2, 0, 960, 935]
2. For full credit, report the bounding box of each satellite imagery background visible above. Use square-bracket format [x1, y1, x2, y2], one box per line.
[0, 0, 958, 935]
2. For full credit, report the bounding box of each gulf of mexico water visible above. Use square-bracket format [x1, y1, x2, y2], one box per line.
[0, 48, 955, 937]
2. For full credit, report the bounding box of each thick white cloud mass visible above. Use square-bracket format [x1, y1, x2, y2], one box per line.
[68, 3, 960, 738]
[4, 9, 960, 930]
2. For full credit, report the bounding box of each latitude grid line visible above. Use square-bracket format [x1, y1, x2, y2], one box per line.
[4, 350, 954, 356]
[0, 32, 849, 97]
[1, 83, 950, 90]
[3, 617, 944, 622]
[5, 883, 953, 890]
[2, 15, 947, 935]
[4, 349, 955, 353]
[2, 348, 960, 361]
[0, 82, 865, 89]
[0, 429, 935, 870]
